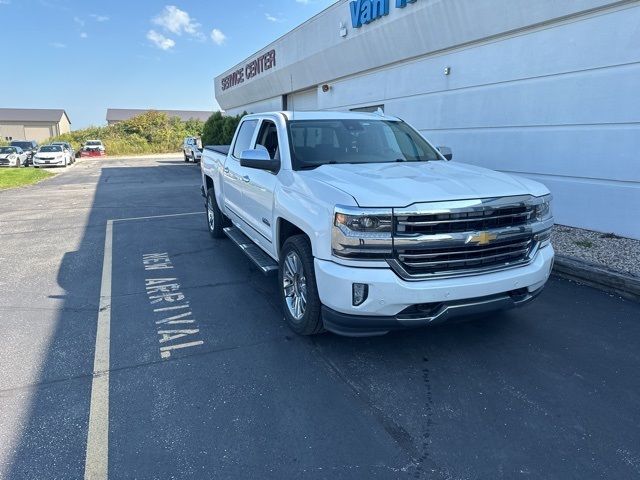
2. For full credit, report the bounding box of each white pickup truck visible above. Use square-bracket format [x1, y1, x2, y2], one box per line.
[200, 111, 554, 336]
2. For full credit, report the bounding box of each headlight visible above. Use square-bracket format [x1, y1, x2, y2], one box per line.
[533, 195, 553, 222]
[332, 207, 392, 259]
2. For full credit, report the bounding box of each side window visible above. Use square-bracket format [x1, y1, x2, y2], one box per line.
[255, 120, 280, 160]
[232, 120, 258, 158]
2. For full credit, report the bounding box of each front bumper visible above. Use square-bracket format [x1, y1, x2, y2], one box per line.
[81, 150, 105, 157]
[33, 159, 65, 166]
[322, 287, 544, 336]
[315, 246, 554, 335]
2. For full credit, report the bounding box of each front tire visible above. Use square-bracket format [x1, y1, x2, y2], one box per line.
[206, 188, 228, 238]
[184, 152, 190, 163]
[279, 235, 325, 336]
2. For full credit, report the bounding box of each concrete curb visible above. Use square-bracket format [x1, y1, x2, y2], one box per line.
[553, 254, 640, 302]
[100, 153, 182, 160]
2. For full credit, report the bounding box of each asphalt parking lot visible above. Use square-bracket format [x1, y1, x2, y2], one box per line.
[0, 157, 639, 479]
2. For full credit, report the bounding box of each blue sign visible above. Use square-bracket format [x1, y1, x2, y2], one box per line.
[350, 0, 417, 29]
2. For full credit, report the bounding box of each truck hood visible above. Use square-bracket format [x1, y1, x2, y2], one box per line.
[310, 161, 549, 207]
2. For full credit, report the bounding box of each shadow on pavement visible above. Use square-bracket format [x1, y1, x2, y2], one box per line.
[6, 159, 640, 479]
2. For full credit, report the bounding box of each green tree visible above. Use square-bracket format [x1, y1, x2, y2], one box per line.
[201, 112, 246, 146]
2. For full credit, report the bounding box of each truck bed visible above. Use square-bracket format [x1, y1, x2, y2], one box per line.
[204, 145, 230, 155]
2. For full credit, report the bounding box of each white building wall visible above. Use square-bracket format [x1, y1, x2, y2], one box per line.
[225, 96, 283, 117]
[215, 0, 640, 239]
[316, 4, 640, 238]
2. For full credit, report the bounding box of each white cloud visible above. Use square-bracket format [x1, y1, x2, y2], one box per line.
[147, 30, 175, 50]
[153, 5, 199, 35]
[89, 14, 110, 22]
[73, 16, 85, 26]
[50, 42, 66, 48]
[80, 32, 88, 38]
[0, 1, 11, 5]
[265, 13, 284, 22]
[210, 28, 226, 45]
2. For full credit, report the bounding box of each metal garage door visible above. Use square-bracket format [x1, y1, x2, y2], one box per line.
[287, 88, 318, 111]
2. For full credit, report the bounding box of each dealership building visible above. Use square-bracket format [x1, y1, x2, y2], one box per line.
[215, 0, 640, 239]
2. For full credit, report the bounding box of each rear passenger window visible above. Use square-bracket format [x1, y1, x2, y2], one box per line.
[232, 120, 258, 158]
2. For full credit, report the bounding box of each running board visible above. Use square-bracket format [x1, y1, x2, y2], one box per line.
[223, 227, 279, 275]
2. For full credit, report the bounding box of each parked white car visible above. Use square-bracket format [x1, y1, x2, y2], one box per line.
[201, 111, 555, 336]
[0, 146, 29, 167]
[33, 144, 72, 168]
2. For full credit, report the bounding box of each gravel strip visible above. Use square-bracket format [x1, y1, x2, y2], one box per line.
[552, 225, 640, 277]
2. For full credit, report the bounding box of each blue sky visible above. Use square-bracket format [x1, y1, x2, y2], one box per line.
[0, 0, 334, 129]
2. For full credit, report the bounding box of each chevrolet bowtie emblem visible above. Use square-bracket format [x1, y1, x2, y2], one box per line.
[469, 231, 498, 246]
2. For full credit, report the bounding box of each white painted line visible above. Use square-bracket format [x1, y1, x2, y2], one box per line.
[85, 220, 113, 480]
[114, 212, 202, 223]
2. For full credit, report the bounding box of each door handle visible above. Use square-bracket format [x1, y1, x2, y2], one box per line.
[242, 175, 251, 183]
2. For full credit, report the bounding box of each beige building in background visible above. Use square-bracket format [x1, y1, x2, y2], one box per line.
[0, 108, 71, 142]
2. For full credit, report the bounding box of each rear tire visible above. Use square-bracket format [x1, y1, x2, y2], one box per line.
[184, 152, 190, 163]
[279, 235, 325, 336]
[206, 188, 228, 238]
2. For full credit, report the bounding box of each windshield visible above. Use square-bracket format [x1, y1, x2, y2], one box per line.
[39, 145, 62, 153]
[86, 141, 102, 146]
[10, 142, 32, 149]
[288, 119, 441, 169]
[0, 147, 16, 154]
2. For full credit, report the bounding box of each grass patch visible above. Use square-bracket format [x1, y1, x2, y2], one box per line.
[574, 239, 594, 249]
[0, 168, 54, 190]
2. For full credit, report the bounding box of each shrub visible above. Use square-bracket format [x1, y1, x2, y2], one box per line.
[43, 110, 208, 156]
[202, 112, 246, 146]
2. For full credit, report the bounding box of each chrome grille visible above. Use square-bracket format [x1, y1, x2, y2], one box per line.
[394, 235, 535, 277]
[396, 205, 534, 235]
[391, 196, 539, 279]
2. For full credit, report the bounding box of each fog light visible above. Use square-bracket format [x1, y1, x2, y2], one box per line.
[352, 283, 369, 306]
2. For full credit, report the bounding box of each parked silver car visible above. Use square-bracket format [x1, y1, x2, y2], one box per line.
[183, 137, 202, 163]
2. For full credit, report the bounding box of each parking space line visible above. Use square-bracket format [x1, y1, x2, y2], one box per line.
[114, 211, 202, 223]
[84, 220, 113, 480]
[84, 212, 203, 480]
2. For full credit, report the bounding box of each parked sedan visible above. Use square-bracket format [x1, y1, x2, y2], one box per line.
[0, 146, 28, 167]
[33, 145, 72, 168]
[51, 141, 75, 164]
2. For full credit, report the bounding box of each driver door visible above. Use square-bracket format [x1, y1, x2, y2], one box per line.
[241, 119, 280, 248]
[222, 119, 258, 225]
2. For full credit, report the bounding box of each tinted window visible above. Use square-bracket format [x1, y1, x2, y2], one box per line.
[255, 121, 280, 160]
[0, 147, 16, 154]
[288, 119, 441, 169]
[10, 141, 33, 149]
[232, 120, 258, 158]
[40, 146, 63, 152]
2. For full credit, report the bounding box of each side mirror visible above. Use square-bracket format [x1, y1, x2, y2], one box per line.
[240, 148, 280, 172]
[437, 146, 453, 161]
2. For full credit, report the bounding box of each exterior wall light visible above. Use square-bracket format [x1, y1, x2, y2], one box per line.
[322, 84, 331, 93]
[339, 21, 348, 38]
[444, 66, 452, 75]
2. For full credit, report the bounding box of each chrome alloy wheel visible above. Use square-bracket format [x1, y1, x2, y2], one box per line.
[283, 251, 307, 321]
[207, 197, 215, 232]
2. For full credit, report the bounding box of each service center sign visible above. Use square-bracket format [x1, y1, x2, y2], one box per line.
[350, 0, 417, 28]
[221, 49, 277, 91]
